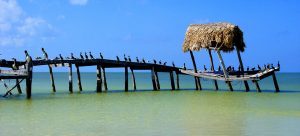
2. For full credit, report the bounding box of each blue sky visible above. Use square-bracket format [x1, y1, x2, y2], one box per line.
[0, 0, 299, 72]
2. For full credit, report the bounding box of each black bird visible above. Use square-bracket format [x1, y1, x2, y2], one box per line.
[142, 58, 146, 63]
[267, 64, 270, 69]
[218, 66, 221, 71]
[172, 62, 175, 67]
[251, 67, 256, 71]
[59, 54, 64, 60]
[54, 57, 60, 60]
[183, 63, 186, 70]
[80, 52, 84, 60]
[123, 54, 127, 62]
[238, 65, 241, 71]
[116, 56, 120, 62]
[12, 58, 18, 70]
[136, 57, 139, 63]
[41, 48, 48, 60]
[66, 57, 71, 60]
[128, 56, 131, 62]
[264, 64, 267, 70]
[153, 59, 157, 64]
[271, 64, 275, 69]
[85, 52, 89, 60]
[277, 61, 280, 68]
[163, 62, 167, 66]
[36, 57, 42, 60]
[71, 53, 76, 60]
[204, 65, 207, 71]
[159, 60, 162, 65]
[258, 65, 261, 70]
[24, 50, 32, 62]
[89, 52, 94, 59]
[247, 66, 250, 71]
[232, 66, 235, 71]
[100, 53, 103, 59]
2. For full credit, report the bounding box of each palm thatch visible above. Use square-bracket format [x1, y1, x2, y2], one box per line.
[182, 22, 246, 52]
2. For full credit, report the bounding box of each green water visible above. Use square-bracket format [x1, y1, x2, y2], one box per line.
[0, 73, 300, 136]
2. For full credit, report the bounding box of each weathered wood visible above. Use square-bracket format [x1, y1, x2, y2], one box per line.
[176, 71, 180, 90]
[170, 71, 175, 90]
[272, 73, 280, 92]
[253, 80, 261, 92]
[130, 68, 136, 91]
[154, 71, 160, 90]
[236, 48, 250, 91]
[0, 69, 27, 75]
[102, 67, 108, 91]
[48, 65, 56, 92]
[151, 67, 158, 90]
[208, 49, 218, 90]
[189, 51, 201, 90]
[217, 51, 233, 91]
[96, 65, 102, 92]
[16, 79, 22, 94]
[125, 66, 129, 92]
[75, 65, 83, 91]
[68, 63, 73, 93]
[26, 62, 33, 99]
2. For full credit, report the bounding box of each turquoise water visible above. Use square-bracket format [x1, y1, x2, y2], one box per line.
[0, 72, 300, 136]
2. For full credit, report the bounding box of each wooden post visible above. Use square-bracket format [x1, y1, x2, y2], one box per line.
[236, 48, 250, 91]
[189, 50, 201, 90]
[26, 61, 33, 99]
[151, 67, 158, 90]
[170, 71, 175, 90]
[96, 65, 102, 92]
[125, 66, 129, 92]
[16, 79, 22, 94]
[68, 63, 73, 93]
[48, 65, 56, 92]
[130, 68, 136, 91]
[208, 49, 219, 90]
[154, 71, 160, 90]
[216, 51, 233, 91]
[272, 72, 280, 92]
[253, 80, 261, 92]
[102, 67, 108, 91]
[75, 65, 83, 91]
[176, 71, 180, 90]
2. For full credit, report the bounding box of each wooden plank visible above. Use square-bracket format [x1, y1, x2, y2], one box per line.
[75, 65, 82, 91]
[125, 66, 129, 92]
[272, 73, 280, 92]
[236, 48, 250, 91]
[68, 63, 73, 93]
[0, 69, 27, 75]
[217, 51, 233, 91]
[189, 51, 201, 90]
[151, 67, 158, 90]
[208, 49, 218, 90]
[102, 67, 108, 91]
[96, 65, 102, 92]
[176, 71, 180, 90]
[154, 71, 160, 90]
[16, 79, 22, 94]
[170, 71, 175, 90]
[130, 68, 137, 91]
[48, 65, 56, 92]
[253, 80, 261, 92]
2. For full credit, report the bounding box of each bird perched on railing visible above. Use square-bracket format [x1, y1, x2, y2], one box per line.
[136, 57, 139, 63]
[183, 63, 186, 70]
[41, 48, 48, 60]
[204, 65, 207, 71]
[123, 54, 127, 62]
[80, 52, 84, 60]
[36, 57, 42, 60]
[24, 50, 32, 63]
[142, 58, 146, 63]
[59, 54, 64, 60]
[247, 66, 250, 71]
[172, 62, 175, 67]
[100, 52, 103, 59]
[12, 58, 18, 70]
[238, 65, 241, 71]
[258, 65, 261, 71]
[116, 56, 120, 62]
[53, 57, 60, 60]
[71, 53, 76, 60]
[153, 59, 157, 64]
[89, 52, 94, 59]
[271, 64, 275, 69]
[128, 56, 131, 62]
[159, 60, 162, 65]
[85, 52, 89, 60]
[163, 62, 167, 66]
[277, 61, 280, 68]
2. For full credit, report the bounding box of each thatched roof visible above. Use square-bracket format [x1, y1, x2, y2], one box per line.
[182, 22, 246, 52]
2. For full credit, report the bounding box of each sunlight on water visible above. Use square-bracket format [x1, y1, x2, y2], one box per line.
[0, 73, 300, 136]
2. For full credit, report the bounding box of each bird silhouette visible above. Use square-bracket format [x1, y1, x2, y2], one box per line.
[41, 48, 48, 60]
[271, 64, 274, 69]
[85, 52, 89, 60]
[277, 61, 280, 68]
[163, 62, 167, 66]
[159, 60, 162, 65]
[59, 54, 64, 60]
[36, 57, 42, 60]
[80, 52, 84, 60]
[258, 65, 261, 70]
[116, 56, 120, 62]
[100, 52, 103, 59]
[24, 50, 32, 62]
[247, 66, 250, 71]
[142, 58, 146, 63]
[71, 53, 76, 60]
[183, 63, 186, 70]
[89, 52, 94, 59]
[128, 56, 131, 62]
[12, 58, 18, 70]
[251, 67, 256, 71]
[136, 57, 139, 63]
[153, 59, 157, 64]
[123, 54, 127, 62]
[54, 57, 60, 60]
[172, 62, 175, 67]
[204, 65, 207, 71]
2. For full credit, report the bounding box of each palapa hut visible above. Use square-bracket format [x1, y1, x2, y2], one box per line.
[181, 22, 279, 92]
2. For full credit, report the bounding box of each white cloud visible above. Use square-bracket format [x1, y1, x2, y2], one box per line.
[69, 0, 88, 6]
[0, 0, 55, 46]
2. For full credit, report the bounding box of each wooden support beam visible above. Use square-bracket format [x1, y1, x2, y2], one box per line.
[217, 51, 233, 91]
[102, 67, 108, 91]
[236, 48, 250, 92]
[208, 49, 219, 90]
[170, 71, 175, 90]
[96, 65, 102, 92]
[16, 79, 22, 94]
[68, 63, 73, 93]
[75, 65, 83, 91]
[26, 62, 33, 99]
[176, 71, 180, 90]
[154, 71, 160, 90]
[272, 73, 280, 92]
[253, 80, 261, 92]
[125, 66, 129, 92]
[151, 67, 158, 90]
[130, 68, 136, 91]
[189, 51, 201, 90]
[48, 65, 56, 92]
